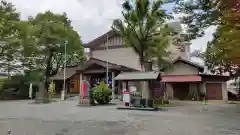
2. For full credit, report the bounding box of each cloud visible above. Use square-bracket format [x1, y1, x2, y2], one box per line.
[7, 0, 123, 43]
[190, 26, 217, 52]
[7, 0, 216, 55]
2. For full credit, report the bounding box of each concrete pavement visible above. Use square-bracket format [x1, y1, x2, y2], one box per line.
[0, 100, 239, 135]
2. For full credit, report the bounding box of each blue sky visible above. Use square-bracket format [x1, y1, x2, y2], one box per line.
[6, 0, 216, 63]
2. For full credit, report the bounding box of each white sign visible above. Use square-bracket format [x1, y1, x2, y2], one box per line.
[29, 83, 33, 99]
[123, 93, 130, 103]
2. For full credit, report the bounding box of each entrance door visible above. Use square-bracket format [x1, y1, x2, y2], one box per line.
[70, 80, 80, 93]
[172, 83, 190, 100]
[206, 83, 222, 100]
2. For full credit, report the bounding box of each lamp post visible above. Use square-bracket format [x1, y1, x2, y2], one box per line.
[61, 41, 67, 101]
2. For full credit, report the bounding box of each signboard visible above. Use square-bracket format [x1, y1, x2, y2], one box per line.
[122, 92, 131, 103]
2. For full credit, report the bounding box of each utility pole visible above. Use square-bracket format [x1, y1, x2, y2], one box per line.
[61, 41, 67, 101]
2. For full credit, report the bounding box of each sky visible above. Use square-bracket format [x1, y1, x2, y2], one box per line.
[7, 0, 216, 64]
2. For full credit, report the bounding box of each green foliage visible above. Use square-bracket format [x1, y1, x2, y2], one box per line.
[25, 11, 84, 89]
[172, 0, 240, 39]
[0, 69, 42, 100]
[48, 80, 56, 100]
[0, 0, 22, 73]
[0, 1, 85, 90]
[0, 77, 7, 95]
[174, 0, 240, 77]
[172, 0, 220, 40]
[203, 25, 240, 76]
[112, 0, 173, 71]
[0, 74, 38, 99]
[0, 1, 85, 99]
[92, 81, 112, 104]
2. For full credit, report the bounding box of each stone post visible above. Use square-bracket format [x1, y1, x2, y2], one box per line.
[222, 82, 228, 103]
[111, 72, 115, 99]
[79, 73, 82, 99]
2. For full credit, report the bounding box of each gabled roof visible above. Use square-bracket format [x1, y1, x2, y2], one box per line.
[172, 57, 204, 72]
[78, 57, 122, 71]
[84, 21, 182, 49]
[51, 66, 80, 80]
[83, 30, 118, 48]
[51, 58, 138, 80]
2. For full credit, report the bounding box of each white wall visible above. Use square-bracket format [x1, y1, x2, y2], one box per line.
[92, 48, 142, 70]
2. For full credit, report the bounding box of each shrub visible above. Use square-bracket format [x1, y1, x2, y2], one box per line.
[92, 81, 112, 104]
[0, 74, 39, 100]
[48, 80, 56, 100]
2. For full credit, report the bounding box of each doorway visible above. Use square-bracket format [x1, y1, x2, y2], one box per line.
[172, 83, 190, 100]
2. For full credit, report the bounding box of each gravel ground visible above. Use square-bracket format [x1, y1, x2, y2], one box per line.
[0, 100, 239, 135]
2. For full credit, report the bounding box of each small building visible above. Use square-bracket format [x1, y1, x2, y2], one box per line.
[51, 65, 81, 94]
[161, 57, 229, 101]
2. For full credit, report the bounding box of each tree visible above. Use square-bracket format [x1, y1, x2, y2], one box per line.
[27, 11, 84, 91]
[174, 0, 240, 74]
[190, 25, 240, 77]
[0, 0, 21, 77]
[0, 2, 84, 101]
[112, 0, 173, 101]
[204, 26, 240, 77]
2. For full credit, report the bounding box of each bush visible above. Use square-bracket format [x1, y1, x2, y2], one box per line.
[48, 80, 56, 101]
[92, 81, 112, 104]
[0, 74, 39, 100]
[0, 77, 8, 98]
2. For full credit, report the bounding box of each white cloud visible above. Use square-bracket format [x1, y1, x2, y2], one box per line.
[190, 25, 217, 52]
[7, 0, 216, 55]
[7, 0, 123, 42]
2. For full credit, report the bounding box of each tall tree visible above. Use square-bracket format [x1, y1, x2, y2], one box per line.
[0, 0, 21, 77]
[112, 0, 173, 101]
[169, 0, 235, 38]
[28, 11, 84, 90]
[175, 0, 240, 75]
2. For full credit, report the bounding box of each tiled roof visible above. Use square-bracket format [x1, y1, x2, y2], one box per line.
[172, 56, 204, 71]
[114, 71, 160, 81]
[51, 66, 80, 80]
[51, 58, 137, 80]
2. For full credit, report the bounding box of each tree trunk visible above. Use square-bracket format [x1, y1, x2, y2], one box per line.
[163, 82, 168, 102]
[140, 62, 152, 106]
[44, 51, 54, 91]
[34, 51, 53, 104]
[7, 61, 10, 80]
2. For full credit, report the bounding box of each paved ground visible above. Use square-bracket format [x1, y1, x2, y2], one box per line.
[0, 100, 239, 135]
